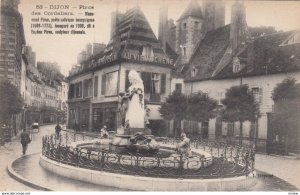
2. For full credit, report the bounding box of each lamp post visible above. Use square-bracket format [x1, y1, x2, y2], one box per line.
[253, 113, 258, 151]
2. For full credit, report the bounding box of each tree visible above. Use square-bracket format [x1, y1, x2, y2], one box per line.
[272, 78, 300, 102]
[186, 92, 217, 138]
[271, 78, 300, 154]
[221, 85, 260, 145]
[0, 80, 24, 124]
[159, 92, 188, 137]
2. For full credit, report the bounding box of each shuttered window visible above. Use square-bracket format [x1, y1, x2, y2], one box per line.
[161, 74, 166, 94]
[94, 76, 98, 97]
[125, 70, 130, 90]
[259, 88, 263, 104]
[101, 74, 106, 95]
[141, 72, 151, 93]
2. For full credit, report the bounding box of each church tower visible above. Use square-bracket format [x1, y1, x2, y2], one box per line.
[176, 0, 205, 64]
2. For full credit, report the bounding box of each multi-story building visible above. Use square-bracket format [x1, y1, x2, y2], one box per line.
[67, 6, 175, 133]
[24, 51, 67, 125]
[169, 1, 300, 153]
[0, 0, 25, 88]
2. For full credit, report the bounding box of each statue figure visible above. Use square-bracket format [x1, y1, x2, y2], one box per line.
[176, 133, 191, 156]
[125, 70, 145, 128]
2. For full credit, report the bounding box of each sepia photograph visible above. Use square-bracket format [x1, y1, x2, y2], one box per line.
[0, 0, 300, 192]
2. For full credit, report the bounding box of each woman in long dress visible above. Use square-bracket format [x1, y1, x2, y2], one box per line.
[125, 70, 145, 128]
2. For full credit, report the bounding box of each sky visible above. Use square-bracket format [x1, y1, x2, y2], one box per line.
[18, 0, 300, 76]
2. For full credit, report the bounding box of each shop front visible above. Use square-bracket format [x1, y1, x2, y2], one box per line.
[68, 99, 91, 131]
[92, 102, 118, 132]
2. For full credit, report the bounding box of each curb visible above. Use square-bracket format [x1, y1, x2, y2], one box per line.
[7, 153, 52, 191]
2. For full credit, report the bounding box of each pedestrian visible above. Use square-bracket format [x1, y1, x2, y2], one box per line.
[55, 123, 62, 138]
[20, 128, 31, 155]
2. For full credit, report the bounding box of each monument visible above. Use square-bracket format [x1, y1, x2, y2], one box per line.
[111, 70, 159, 153]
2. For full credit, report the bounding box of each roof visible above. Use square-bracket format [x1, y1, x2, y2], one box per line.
[186, 24, 231, 80]
[70, 6, 173, 79]
[103, 6, 167, 59]
[178, 0, 203, 21]
[185, 28, 300, 82]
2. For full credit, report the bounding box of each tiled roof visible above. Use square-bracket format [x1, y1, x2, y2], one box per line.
[178, 0, 203, 21]
[186, 24, 231, 80]
[185, 28, 300, 82]
[103, 6, 167, 59]
[216, 30, 300, 79]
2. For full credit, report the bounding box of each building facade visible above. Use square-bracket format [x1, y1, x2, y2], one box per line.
[67, 7, 174, 133]
[171, 1, 300, 152]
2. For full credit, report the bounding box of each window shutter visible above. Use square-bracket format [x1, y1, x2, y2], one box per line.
[141, 72, 151, 93]
[259, 88, 263, 104]
[94, 76, 98, 97]
[161, 74, 166, 94]
[78, 82, 82, 97]
[125, 70, 130, 90]
[101, 74, 106, 95]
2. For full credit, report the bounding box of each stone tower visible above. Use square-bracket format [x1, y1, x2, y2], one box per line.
[230, 1, 250, 54]
[176, 0, 205, 64]
[203, 0, 225, 33]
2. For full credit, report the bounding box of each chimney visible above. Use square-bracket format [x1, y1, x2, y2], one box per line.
[230, 1, 249, 54]
[110, 11, 118, 39]
[158, 4, 168, 52]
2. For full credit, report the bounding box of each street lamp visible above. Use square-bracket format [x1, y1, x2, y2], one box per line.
[253, 113, 258, 151]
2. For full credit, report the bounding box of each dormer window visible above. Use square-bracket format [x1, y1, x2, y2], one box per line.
[233, 57, 241, 73]
[142, 45, 154, 59]
[191, 66, 198, 77]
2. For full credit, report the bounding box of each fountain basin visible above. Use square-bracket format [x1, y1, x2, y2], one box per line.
[68, 139, 213, 169]
[39, 154, 256, 191]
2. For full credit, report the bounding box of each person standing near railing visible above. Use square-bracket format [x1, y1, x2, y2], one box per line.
[55, 123, 62, 138]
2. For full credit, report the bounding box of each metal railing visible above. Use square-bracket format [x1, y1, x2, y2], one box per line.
[42, 132, 255, 179]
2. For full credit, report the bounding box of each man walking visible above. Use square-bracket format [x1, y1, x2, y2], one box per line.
[55, 123, 62, 138]
[20, 128, 31, 155]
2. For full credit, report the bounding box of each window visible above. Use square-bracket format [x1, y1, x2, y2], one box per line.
[183, 23, 187, 30]
[126, 71, 166, 95]
[142, 45, 154, 59]
[75, 82, 82, 98]
[175, 83, 182, 94]
[101, 71, 118, 96]
[227, 122, 234, 137]
[191, 66, 197, 77]
[83, 79, 92, 98]
[151, 73, 161, 94]
[217, 91, 224, 105]
[233, 57, 241, 73]
[252, 87, 263, 104]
